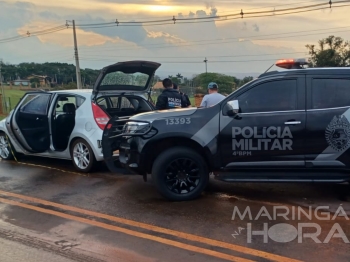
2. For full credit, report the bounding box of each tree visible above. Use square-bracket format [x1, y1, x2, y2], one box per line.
[306, 35, 350, 67]
[238, 76, 254, 87]
[176, 73, 183, 79]
[170, 77, 181, 85]
[193, 72, 238, 95]
[30, 77, 40, 88]
[0, 62, 100, 87]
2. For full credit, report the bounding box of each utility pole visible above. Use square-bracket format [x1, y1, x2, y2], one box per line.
[72, 20, 82, 89]
[204, 57, 208, 74]
[0, 58, 4, 113]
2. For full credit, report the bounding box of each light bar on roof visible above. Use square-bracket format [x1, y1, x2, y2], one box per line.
[276, 58, 308, 69]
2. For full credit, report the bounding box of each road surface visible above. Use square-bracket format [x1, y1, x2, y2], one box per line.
[0, 156, 349, 262]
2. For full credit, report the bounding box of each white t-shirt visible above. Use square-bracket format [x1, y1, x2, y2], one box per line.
[200, 92, 226, 108]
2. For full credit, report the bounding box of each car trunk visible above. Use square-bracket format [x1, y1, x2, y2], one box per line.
[92, 60, 160, 171]
[95, 94, 155, 168]
[96, 93, 155, 118]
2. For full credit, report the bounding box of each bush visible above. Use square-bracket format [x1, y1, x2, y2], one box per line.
[62, 82, 77, 90]
[194, 87, 207, 94]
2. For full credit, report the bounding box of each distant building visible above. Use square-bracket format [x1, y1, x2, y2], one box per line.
[13, 79, 30, 86]
[27, 75, 52, 87]
[152, 81, 164, 90]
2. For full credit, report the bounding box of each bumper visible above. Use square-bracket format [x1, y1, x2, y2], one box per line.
[119, 142, 147, 176]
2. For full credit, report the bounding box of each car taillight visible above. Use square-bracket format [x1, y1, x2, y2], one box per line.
[92, 102, 110, 130]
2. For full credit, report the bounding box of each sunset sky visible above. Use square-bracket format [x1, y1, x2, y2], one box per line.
[1, 0, 350, 77]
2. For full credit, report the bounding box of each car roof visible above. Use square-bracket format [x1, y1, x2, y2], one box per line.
[259, 67, 350, 78]
[51, 89, 92, 94]
[47, 89, 147, 99]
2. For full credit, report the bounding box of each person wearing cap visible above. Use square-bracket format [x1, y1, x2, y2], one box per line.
[200, 82, 226, 108]
[173, 83, 191, 107]
[156, 78, 188, 110]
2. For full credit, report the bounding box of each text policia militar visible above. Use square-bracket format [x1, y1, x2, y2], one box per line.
[232, 126, 293, 155]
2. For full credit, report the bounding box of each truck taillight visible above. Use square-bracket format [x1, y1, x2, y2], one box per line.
[92, 102, 110, 130]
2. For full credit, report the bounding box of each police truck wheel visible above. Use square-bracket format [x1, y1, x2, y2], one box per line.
[152, 147, 209, 201]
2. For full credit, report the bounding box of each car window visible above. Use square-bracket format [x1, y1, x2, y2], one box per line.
[120, 97, 135, 109]
[110, 97, 119, 107]
[312, 79, 350, 109]
[237, 79, 297, 113]
[76, 96, 86, 108]
[56, 96, 77, 113]
[97, 97, 108, 108]
[20, 94, 51, 115]
[106, 97, 137, 109]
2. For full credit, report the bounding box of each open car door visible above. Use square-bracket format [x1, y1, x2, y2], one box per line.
[11, 92, 52, 153]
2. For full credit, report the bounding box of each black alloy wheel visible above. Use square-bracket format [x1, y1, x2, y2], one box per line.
[152, 147, 209, 201]
[165, 158, 201, 194]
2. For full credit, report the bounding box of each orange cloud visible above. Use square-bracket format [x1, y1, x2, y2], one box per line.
[16, 21, 137, 48]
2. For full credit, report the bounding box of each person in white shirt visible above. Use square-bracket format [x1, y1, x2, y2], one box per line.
[200, 82, 226, 108]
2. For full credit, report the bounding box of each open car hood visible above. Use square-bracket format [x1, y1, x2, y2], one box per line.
[93, 60, 161, 97]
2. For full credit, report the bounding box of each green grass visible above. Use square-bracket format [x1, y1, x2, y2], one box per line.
[1, 88, 26, 112]
[189, 97, 195, 105]
[0, 115, 5, 121]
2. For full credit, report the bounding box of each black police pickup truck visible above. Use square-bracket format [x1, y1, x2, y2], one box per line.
[103, 59, 350, 201]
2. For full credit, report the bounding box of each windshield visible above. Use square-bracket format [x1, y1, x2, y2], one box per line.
[100, 71, 149, 91]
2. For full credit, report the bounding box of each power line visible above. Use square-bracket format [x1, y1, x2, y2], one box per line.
[0, 1, 349, 45]
[72, 0, 323, 21]
[0, 25, 68, 44]
[78, 4, 350, 29]
[78, 27, 350, 52]
[217, 0, 324, 13]
[74, 1, 349, 27]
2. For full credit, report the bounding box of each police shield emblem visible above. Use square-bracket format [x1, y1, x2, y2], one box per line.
[325, 115, 350, 151]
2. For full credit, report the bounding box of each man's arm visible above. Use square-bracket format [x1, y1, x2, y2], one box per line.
[200, 95, 207, 108]
[156, 95, 167, 110]
[184, 94, 191, 107]
[181, 95, 188, 108]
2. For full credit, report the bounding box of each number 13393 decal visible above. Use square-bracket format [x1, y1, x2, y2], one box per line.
[165, 118, 191, 125]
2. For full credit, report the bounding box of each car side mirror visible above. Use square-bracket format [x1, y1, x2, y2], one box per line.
[226, 100, 240, 116]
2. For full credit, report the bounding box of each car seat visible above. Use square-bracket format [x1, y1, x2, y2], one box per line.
[55, 103, 76, 150]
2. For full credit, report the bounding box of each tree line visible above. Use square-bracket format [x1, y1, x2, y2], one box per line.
[0, 62, 101, 87]
[0, 61, 254, 92]
[1, 35, 348, 91]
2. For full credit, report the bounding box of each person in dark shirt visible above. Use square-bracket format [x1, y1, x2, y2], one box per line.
[156, 78, 187, 110]
[173, 83, 191, 107]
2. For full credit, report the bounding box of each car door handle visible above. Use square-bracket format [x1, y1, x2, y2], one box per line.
[284, 121, 301, 125]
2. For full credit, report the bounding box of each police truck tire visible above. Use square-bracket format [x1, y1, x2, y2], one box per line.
[152, 147, 209, 201]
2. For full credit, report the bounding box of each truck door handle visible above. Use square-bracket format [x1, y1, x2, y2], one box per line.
[284, 121, 301, 125]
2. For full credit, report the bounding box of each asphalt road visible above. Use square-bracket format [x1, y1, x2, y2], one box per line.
[0, 156, 349, 262]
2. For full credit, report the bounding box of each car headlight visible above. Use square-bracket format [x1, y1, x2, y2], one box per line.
[123, 122, 151, 135]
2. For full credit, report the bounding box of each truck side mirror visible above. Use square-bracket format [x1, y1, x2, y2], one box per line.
[226, 100, 240, 116]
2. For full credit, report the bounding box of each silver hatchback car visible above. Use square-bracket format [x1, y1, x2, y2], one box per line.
[0, 61, 160, 172]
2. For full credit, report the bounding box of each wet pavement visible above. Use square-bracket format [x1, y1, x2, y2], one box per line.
[0, 156, 349, 262]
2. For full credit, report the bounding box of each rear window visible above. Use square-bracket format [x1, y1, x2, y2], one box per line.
[312, 79, 350, 109]
[100, 71, 149, 90]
